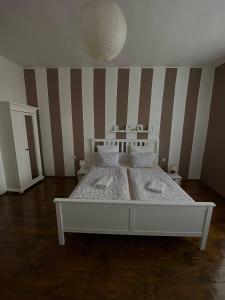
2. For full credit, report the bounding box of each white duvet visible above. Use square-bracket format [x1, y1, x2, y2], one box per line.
[70, 166, 130, 200]
[128, 168, 194, 203]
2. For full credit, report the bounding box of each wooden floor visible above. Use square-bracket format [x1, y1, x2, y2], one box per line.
[0, 178, 225, 300]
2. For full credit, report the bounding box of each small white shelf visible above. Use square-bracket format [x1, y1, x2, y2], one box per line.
[112, 130, 149, 133]
[167, 173, 182, 186]
[77, 166, 90, 182]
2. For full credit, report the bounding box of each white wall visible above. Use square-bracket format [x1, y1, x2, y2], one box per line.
[0, 56, 26, 194]
[0, 56, 26, 103]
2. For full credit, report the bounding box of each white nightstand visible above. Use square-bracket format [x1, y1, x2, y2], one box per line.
[167, 173, 182, 185]
[77, 166, 89, 182]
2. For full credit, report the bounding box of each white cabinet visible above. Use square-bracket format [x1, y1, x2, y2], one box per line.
[167, 173, 182, 186]
[77, 166, 89, 182]
[0, 102, 44, 193]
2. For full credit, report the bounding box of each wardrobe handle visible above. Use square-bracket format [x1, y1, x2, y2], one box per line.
[25, 148, 30, 151]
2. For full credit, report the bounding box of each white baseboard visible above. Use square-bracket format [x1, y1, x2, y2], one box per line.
[0, 186, 7, 195]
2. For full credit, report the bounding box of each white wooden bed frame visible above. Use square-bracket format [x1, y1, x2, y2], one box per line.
[54, 138, 215, 250]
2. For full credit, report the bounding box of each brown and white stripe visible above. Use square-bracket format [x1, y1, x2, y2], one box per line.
[179, 68, 202, 178]
[24, 66, 214, 179]
[46, 69, 65, 176]
[116, 69, 129, 139]
[94, 69, 105, 139]
[71, 69, 84, 172]
[137, 68, 153, 139]
[24, 69, 45, 174]
[158, 68, 177, 170]
[58, 68, 75, 176]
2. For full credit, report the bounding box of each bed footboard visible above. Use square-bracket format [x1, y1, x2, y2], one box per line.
[54, 199, 215, 250]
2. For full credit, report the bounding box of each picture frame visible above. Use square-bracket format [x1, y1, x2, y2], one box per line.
[79, 160, 86, 167]
[113, 124, 119, 131]
[136, 124, 144, 131]
[126, 124, 132, 132]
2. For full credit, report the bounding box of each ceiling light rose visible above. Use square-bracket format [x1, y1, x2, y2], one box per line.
[81, 0, 127, 61]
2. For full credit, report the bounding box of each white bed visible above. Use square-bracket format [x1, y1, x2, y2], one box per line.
[54, 138, 215, 250]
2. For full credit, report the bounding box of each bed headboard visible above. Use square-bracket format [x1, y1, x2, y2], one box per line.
[92, 138, 159, 162]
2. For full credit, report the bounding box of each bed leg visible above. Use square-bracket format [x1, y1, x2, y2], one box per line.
[199, 206, 213, 250]
[58, 230, 65, 246]
[55, 202, 65, 245]
[199, 236, 206, 251]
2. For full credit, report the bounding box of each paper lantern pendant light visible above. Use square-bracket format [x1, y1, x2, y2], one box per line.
[81, 0, 127, 61]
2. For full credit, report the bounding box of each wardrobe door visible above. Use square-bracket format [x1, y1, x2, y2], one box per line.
[24, 114, 40, 179]
[11, 111, 32, 190]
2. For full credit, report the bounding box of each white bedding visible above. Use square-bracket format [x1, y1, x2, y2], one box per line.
[128, 167, 194, 203]
[70, 166, 130, 200]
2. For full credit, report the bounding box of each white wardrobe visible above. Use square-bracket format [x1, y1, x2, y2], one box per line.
[0, 102, 43, 193]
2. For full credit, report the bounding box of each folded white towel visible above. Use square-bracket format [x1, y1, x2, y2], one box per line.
[146, 181, 166, 194]
[95, 176, 113, 189]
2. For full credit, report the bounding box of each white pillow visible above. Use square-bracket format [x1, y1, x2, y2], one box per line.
[99, 152, 119, 167]
[129, 145, 152, 153]
[130, 152, 155, 168]
[97, 145, 119, 153]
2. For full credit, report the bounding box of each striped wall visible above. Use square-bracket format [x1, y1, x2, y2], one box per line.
[24, 67, 214, 179]
[201, 62, 225, 197]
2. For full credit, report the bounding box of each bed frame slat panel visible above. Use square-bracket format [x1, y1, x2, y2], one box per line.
[133, 206, 206, 233]
[62, 203, 130, 231]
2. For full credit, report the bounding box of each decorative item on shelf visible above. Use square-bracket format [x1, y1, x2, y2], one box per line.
[136, 124, 144, 131]
[169, 164, 177, 174]
[119, 125, 126, 132]
[79, 160, 86, 167]
[81, 0, 127, 61]
[126, 124, 132, 132]
[111, 125, 149, 133]
[113, 125, 119, 131]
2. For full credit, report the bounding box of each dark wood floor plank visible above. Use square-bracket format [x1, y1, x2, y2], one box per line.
[0, 177, 224, 300]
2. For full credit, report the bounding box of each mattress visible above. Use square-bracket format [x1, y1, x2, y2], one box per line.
[128, 167, 194, 203]
[70, 166, 130, 200]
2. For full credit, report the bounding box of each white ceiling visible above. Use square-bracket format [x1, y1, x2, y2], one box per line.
[0, 0, 225, 67]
